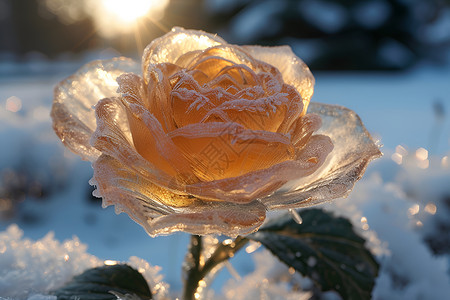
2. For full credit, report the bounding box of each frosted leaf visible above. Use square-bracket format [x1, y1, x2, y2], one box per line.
[51, 58, 139, 161]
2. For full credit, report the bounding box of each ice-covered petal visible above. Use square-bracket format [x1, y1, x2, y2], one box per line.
[142, 27, 226, 84]
[261, 103, 382, 210]
[121, 100, 194, 179]
[91, 154, 179, 217]
[185, 134, 332, 203]
[90, 97, 188, 190]
[243, 45, 314, 115]
[51, 58, 139, 161]
[92, 154, 266, 236]
[146, 200, 267, 237]
[169, 122, 295, 181]
[289, 113, 322, 147]
[202, 95, 291, 132]
[170, 72, 231, 128]
[145, 63, 181, 132]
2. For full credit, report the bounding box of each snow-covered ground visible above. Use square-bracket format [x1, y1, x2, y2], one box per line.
[0, 59, 449, 299]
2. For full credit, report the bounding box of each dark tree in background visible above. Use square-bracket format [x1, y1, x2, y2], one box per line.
[203, 0, 450, 70]
[0, 0, 449, 70]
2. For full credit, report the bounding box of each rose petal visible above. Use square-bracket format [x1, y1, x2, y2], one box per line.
[92, 154, 266, 236]
[145, 63, 181, 132]
[51, 58, 139, 161]
[276, 84, 305, 133]
[169, 122, 295, 181]
[289, 113, 322, 147]
[202, 94, 291, 132]
[90, 97, 191, 190]
[243, 45, 314, 115]
[147, 200, 266, 237]
[261, 103, 382, 209]
[185, 134, 332, 203]
[142, 27, 226, 84]
[170, 72, 233, 128]
[91, 154, 178, 216]
[121, 100, 194, 179]
[207, 64, 258, 90]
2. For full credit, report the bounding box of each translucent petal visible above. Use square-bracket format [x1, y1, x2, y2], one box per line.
[92, 154, 266, 237]
[184, 133, 332, 204]
[262, 103, 382, 209]
[202, 95, 291, 132]
[144, 63, 181, 132]
[121, 100, 193, 179]
[147, 200, 266, 237]
[51, 58, 139, 161]
[169, 122, 294, 181]
[90, 97, 188, 190]
[243, 45, 314, 115]
[289, 113, 322, 147]
[170, 72, 229, 128]
[142, 27, 226, 84]
[91, 154, 178, 218]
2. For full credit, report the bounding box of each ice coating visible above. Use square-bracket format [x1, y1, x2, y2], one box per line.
[51, 58, 139, 161]
[51, 27, 381, 237]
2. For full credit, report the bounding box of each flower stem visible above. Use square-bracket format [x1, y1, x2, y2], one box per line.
[183, 235, 249, 300]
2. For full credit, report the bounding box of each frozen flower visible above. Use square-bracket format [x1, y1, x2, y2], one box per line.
[51, 27, 381, 237]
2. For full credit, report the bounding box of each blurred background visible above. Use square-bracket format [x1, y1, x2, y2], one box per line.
[1, 0, 450, 298]
[1, 0, 450, 71]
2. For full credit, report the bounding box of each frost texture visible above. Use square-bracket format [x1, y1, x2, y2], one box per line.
[0, 225, 101, 299]
[219, 250, 313, 300]
[51, 27, 380, 237]
[0, 225, 169, 300]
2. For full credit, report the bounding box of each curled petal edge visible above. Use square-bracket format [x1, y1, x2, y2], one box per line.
[51, 57, 139, 161]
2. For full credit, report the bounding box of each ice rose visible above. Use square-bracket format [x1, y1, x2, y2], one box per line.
[51, 27, 381, 236]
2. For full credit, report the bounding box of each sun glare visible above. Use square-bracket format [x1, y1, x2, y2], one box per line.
[89, 0, 169, 38]
[101, 0, 155, 24]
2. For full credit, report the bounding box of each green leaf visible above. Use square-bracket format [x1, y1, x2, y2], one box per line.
[248, 208, 379, 300]
[52, 264, 152, 300]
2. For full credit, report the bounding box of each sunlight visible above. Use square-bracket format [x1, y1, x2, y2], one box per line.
[88, 0, 169, 38]
[100, 0, 157, 24]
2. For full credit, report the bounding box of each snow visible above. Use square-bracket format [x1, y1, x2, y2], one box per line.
[1, 59, 450, 299]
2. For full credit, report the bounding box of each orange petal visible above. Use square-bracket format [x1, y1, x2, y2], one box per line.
[92, 154, 266, 237]
[243, 45, 315, 115]
[170, 72, 223, 128]
[121, 100, 195, 180]
[289, 113, 322, 147]
[276, 84, 305, 133]
[184, 134, 332, 204]
[142, 27, 226, 84]
[202, 95, 291, 132]
[146, 63, 180, 132]
[169, 122, 295, 181]
[90, 97, 193, 190]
